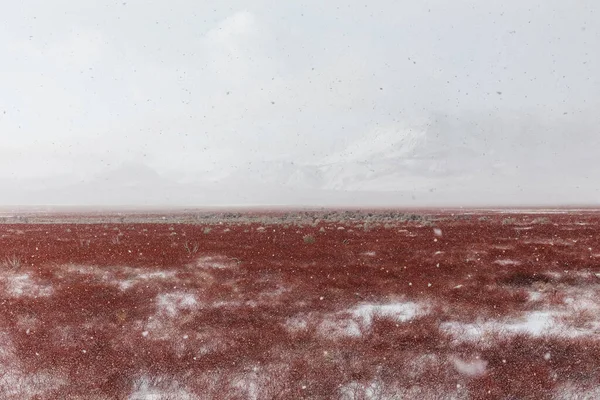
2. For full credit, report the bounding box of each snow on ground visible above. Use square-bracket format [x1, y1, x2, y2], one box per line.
[318, 301, 424, 337]
[514, 226, 533, 231]
[129, 376, 195, 400]
[523, 239, 575, 246]
[443, 284, 600, 341]
[2, 273, 53, 298]
[494, 259, 521, 266]
[194, 255, 239, 269]
[116, 270, 176, 290]
[156, 292, 198, 317]
[339, 380, 465, 400]
[286, 302, 425, 338]
[553, 384, 600, 400]
[351, 302, 422, 325]
[450, 356, 488, 377]
[338, 379, 392, 400]
[319, 317, 363, 337]
[61, 263, 177, 291]
[1, 214, 600, 398]
[138, 292, 200, 342]
[0, 329, 65, 398]
[441, 311, 559, 340]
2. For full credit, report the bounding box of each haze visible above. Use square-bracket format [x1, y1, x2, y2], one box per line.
[1, 0, 598, 207]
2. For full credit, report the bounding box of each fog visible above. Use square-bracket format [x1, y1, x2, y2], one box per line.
[1, 0, 598, 206]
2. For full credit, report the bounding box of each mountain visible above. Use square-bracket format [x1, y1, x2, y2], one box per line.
[1, 126, 595, 207]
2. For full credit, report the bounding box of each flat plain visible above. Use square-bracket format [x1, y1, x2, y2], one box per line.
[0, 209, 599, 399]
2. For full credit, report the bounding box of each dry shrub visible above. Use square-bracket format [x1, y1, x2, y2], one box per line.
[1, 255, 22, 269]
[469, 334, 600, 399]
[446, 285, 530, 320]
[303, 234, 316, 244]
[499, 271, 553, 287]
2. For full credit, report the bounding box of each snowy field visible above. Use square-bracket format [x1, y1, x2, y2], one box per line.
[0, 210, 599, 399]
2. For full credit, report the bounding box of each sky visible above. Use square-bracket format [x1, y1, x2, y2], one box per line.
[0, 0, 599, 206]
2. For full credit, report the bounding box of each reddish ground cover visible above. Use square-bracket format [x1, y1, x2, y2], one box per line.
[0, 209, 599, 399]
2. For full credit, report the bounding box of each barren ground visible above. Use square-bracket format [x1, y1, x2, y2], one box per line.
[0, 209, 599, 399]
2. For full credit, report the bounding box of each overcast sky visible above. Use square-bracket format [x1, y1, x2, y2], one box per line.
[0, 0, 599, 206]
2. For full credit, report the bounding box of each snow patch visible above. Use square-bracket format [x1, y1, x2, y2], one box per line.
[514, 226, 533, 231]
[319, 302, 423, 337]
[212, 300, 242, 308]
[339, 379, 455, 400]
[492, 245, 514, 250]
[320, 318, 362, 337]
[157, 292, 198, 317]
[494, 259, 521, 266]
[0, 330, 65, 397]
[554, 383, 600, 400]
[62, 264, 177, 290]
[3, 273, 53, 298]
[195, 255, 237, 269]
[441, 305, 600, 341]
[523, 239, 574, 247]
[528, 291, 544, 301]
[339, 379, 388, 400]
[443, 311, 555, 339]
[116, 271, 176, 290]
[129, 376, 195, 400]
[450, 356, 488, 377]
[352, 302, 421, 325]
[284, 316, 309, 331]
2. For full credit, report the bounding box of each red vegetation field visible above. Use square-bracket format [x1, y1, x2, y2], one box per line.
[0, 209, 599, 399]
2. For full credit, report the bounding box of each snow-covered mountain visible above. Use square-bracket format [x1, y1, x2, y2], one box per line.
[1, 121, 595, 207]
[213, 124, 452, 194]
